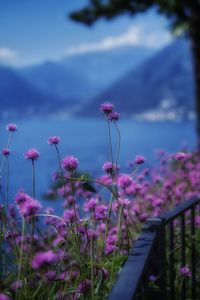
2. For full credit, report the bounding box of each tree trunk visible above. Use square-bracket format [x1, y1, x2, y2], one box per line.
[189, 8, 200, 148]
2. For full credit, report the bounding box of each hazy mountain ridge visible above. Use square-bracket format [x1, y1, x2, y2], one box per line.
[78, 38, 195, 120]
[0, 38, 195, 121]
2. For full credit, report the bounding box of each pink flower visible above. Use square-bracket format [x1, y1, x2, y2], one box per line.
[100, 102, 114, 115]
[32, 250, 58, 269]
[62, 155, 78, 172]
[134, 155, 145, 165]
[2, 148, 10, 156]
[179, 266, 191, 277]
[117, 174, 132, 189]
[19, 198, 42, 218]
[77, 279, 91, 294]
[108, 111, 120, 121]
[6, 123, 17, 132]
[175, 152, 188, 161]
[102, 161, 119, 174]
[15, 191, 42, 218]
[11, 280, 23, 291]
[48, 136, 60, 145]
[0, 293, 10, 300]
[24, 148, 40, 161]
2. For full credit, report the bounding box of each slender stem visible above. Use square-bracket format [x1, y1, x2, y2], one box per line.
[32, 160, 35, 199]
[54, 144, 70, 207]
[31, 160, 36, 259]
[107, 119, 114, 164]
[90, 235, 95, 299]
[58, 175, 119, 199]
[5, 157, 9, 213]
[114, 121, 121, 167]
[0, 132, 12, 175]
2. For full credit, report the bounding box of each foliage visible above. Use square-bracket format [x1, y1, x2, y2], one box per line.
[0, 106, 200, 299]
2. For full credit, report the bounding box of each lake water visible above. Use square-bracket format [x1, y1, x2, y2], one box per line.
[0, 117, 197, 209]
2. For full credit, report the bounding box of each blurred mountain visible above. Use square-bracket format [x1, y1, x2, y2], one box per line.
[78, 38, 195, 121]
[18, 46, 153, 102]
[19, 61, 97, 101]
[61, 46, 154, 90]
[0, 64, 67, 118]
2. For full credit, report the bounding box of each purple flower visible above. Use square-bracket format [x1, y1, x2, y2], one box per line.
[32, 250, 58, 269]
[100, 102, 114, 115]
[77, 279, 91, 294]
[44, 271, 57, 282]
[175, 152, 188, 161]
[108, 111, 120, 121]
[6, 123, 17, 132]
[83, 198, 98, 212]
[63, 209, 79, 224]
[102, 161, 119, 174]
[62, 155, 78, 172]
[179, 266, 191, 277]
[15, 191, 29, 205]
[48, 136, 60, 145]
[0, 293, 10, 300]
[94, 204, 107, 221]
[117, 174, 132, 189]
[24, 148, 40, 161]
[134, 155, 145, 165]
[2, 148, 10, 156]
[149, 275, 157, 282]
[11, 280, 23, 291]
[19, 198, 42, 218]
[15, 192, 42, 218]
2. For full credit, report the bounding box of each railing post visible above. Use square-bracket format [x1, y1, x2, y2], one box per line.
[147, 218, 167, 300]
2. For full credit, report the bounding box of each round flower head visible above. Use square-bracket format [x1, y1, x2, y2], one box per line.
[32, 250, 58, 269]
[175, 152, 188, 161]
[102, 161, 119, 174]
[48, 136, 60, 145]
[2, 148, 10, 156]
[179, 266, 191, 277]
[108, 111, 120, 121]
[100, 102, 114, 115]
[0, 293, 10, 300]
[134, 154, 145, 165]
[6, 123, 17, 132]
[24, 148, 40, 161]
[62, 155, 78, 172]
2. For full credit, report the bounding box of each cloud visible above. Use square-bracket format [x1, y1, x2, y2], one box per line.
[0, 47, 18, 61]
[65, 25, 172, 56]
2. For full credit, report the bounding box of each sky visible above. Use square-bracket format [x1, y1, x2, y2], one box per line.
[0, 0, 173, 66]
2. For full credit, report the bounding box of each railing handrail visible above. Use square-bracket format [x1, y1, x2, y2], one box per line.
[108, 193, 200, 300]
[159, 194, 200, 223]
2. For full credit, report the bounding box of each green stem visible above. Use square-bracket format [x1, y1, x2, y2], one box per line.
[114, 121, 121, 168]
[107, 119, 114, 164]
[31, 160, 36, 258]
[54, 144, 70, 207]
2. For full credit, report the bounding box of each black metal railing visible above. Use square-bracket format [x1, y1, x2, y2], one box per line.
[108, 194, 200, 300]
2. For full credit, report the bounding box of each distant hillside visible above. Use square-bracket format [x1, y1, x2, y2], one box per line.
[78, 38, 195, 119]
[19, 61, 97, 101]
[61, 46, 154, 90]
[19, 46, 153, 102]
[0, 65, 67, 118]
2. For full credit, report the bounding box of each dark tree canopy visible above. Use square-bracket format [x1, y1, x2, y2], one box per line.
[70, 0, 199, 30]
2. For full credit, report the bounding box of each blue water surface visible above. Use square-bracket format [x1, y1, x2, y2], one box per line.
[0, 117, 197, 211]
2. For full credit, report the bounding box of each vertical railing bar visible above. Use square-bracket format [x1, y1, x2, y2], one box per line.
[191, 206, 196, 300]
[169, 221, 175, 300]
[159, 219, 167, 299]
[180, 213, 186, 300]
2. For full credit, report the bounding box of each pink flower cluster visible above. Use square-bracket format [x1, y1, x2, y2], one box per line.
[15, 191, 42, 218]
[24, 148, 40, 161]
